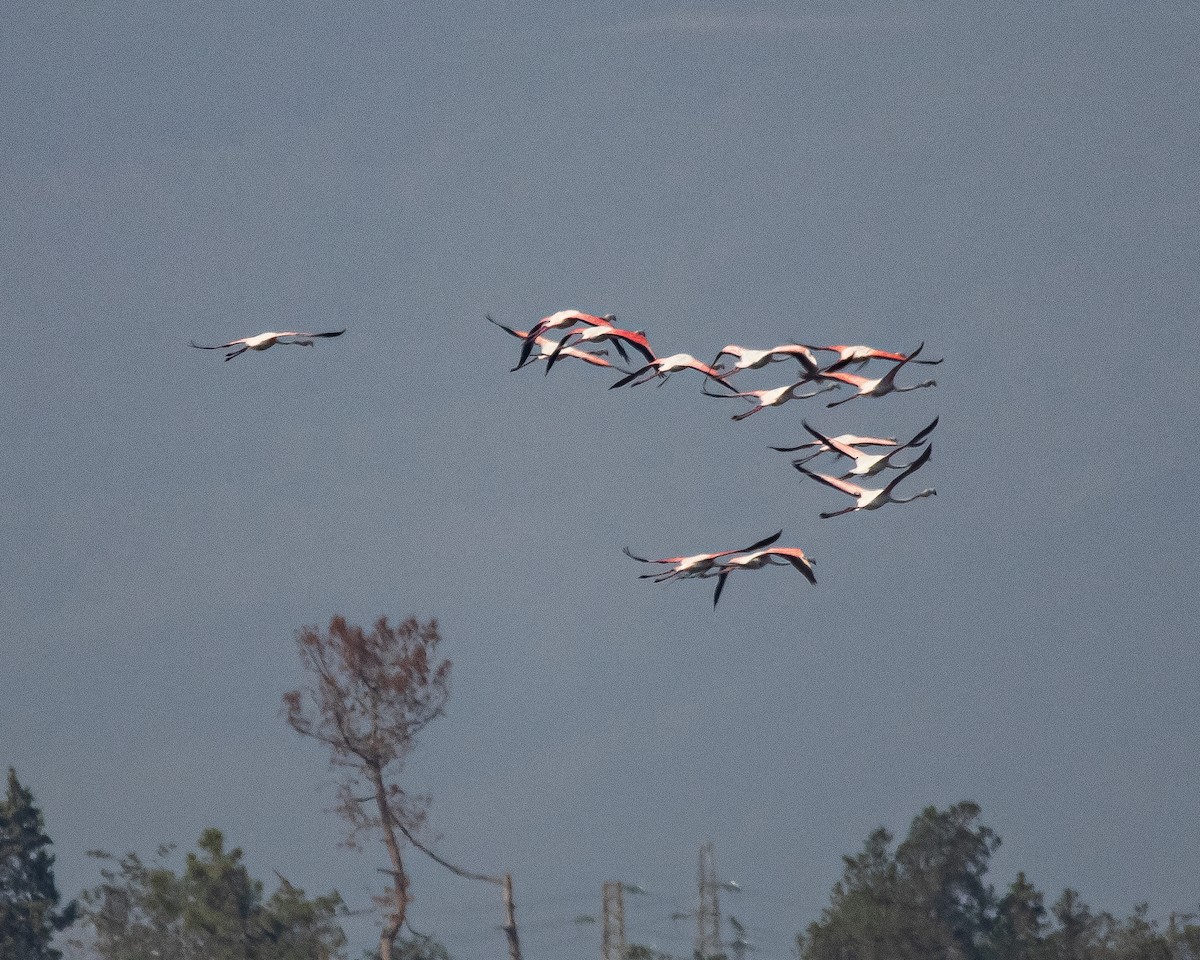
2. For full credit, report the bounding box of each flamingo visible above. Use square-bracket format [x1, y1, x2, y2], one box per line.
[808, 342, 943, 372]
[817, 342, 937, 407]
[701, 377, 838, 420]
[545, 323, 657, 374]
[711, 546, 817, 607]
[798, 417, 939, 478]
[609, 353, 737, 390]
[770, 432, 900, 457]
[623, 530, 783, 583]
[794, 444, 936, 518]
[514, 309, 616, 369]
[710, 343, 821, 376]
[189, 329, 346, 361]
[487, 316, 621, 371]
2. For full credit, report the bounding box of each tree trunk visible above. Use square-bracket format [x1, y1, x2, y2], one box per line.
[371, 764, 409, 960]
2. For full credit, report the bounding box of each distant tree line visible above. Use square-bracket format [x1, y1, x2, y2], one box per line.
[795, 801, 1200, 960]
[4, 619, 1197, 960]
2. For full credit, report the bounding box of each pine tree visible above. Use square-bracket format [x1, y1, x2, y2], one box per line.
[0, 768, 78, 960]
[80, 828, 347, 960]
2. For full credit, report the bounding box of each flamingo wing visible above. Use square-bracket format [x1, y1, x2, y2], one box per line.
[769, 549, 817, 585]
[905, 416, 940, 448]
[794, 464, 865, 497]
[882, 443, 933, 493]
[609, 362, 657, 389]
[190, 337, 250, 350]
[802, 421, 862, 461]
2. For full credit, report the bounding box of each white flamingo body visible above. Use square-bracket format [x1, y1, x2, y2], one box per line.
[817, 342, 937, 407]
[546, 324, 657, 372]
[810, 343, 943, 371]
[800, 417, 939, 478]
[712, 343, 820, 375]
[516, 309, 615, 368]
[711, 546, 817, 606]
[624, 530, 782, 583]
[702, 377, 837, 420]
[190, 329, 346, 361]
[487, 316, 618, 370]
[795, 444, 937, 518]
[609, 353, 736, 390]
[770, 433, 900, 457]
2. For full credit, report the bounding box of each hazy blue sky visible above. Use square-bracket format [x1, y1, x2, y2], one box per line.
[3, 2, 1198, 958]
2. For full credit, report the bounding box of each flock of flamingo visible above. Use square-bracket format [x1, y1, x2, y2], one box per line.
[487, 307, 942, 607]
[190, 311, 941, 607]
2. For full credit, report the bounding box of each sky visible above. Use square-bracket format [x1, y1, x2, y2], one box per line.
[2, 2, 1198, 958]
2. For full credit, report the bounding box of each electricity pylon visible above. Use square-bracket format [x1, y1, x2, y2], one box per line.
[696, 841, 722, 959]
[602, 880, 626, 960]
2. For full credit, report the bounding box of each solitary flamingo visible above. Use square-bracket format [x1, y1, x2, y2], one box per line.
[711, 546, 817, 607]
[623, 530, 783, 583]
[799, 417, 939, 477]
[770, 432, 900, 458]
[795, 444, 936, 518]
[808, 342, 943, 371]
[609, 353, 737, 390]
[545, 323, 657, 374]
[710, 343, 821, 376]
[514, 309, 616, 369]
[189, 329, 346, 361]
[817, 343, 937, 407]
[701, 377, 838, 420]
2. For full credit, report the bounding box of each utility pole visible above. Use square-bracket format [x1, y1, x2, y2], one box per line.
[696, 841, 722, 959]
[602, 880, 626, 960]
[502, 872, 522, 960]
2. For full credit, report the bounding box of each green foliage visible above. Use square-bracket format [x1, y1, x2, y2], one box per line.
[0, 768, 78, 960]
[359, 934, 452, 960]
[798, 803, 1200, 960]
[626, 944, 672, 960]
[800, 803, 1001, 960]
[77, 829, 346, 960]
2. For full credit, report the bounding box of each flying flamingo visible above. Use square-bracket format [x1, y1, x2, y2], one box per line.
[817, 342, 937, 407]
[770, 432, 900, 458]
[189, 329, 346, 361]
[623, 530, 783, 583]
[701, 377, 838, 420]
[798, 417, 939, 478]
[711, 546, 817, 607]
[514, 309, 616, 369]
[794, 444, 937, 518]
[544, 323, 657, 374]
[710, 343, 821, 376]
[609, 353, 737, 390]
[808, 342, 943, 372]
[487, 317, 622, 371]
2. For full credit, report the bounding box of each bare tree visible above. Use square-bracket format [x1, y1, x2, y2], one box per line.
[283, 615, 450, 960]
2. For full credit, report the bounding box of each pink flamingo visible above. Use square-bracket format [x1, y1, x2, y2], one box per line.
[487, 317, 621, 371]
[817, 343, 937, 407]
[609, 353, 737, 390]
[770, 432, 900, 459]
[710, 343, 821, 376]
[545, 324, 657, 373]
[808, 342, 943, 371]
[514, 309, 616, 369]
[701, 377, 838, 420]
[623, 530, 782, 583]
[798, 417, 939, 478]
[712, 546, 817, 607]
[795, 445, 936, 518]
[189, 329, 346, 361]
